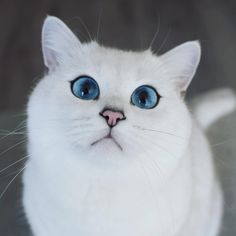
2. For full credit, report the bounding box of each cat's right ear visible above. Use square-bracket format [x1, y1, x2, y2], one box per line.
[159, 41, 201, 93]
[42, 16, 81, 72]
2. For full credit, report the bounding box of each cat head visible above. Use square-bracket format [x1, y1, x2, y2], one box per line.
[28, 16, 200, 178]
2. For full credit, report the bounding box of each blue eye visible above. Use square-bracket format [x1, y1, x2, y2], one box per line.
[131, 85, 160, 109]
[71, 76, 100, 100]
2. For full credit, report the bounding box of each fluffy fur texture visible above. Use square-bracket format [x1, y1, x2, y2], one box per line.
[23, 16, 233, 236]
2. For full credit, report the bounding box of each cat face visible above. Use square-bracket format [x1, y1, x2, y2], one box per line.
[27, 16, 200, 179]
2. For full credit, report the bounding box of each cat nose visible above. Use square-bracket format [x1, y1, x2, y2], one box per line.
[100, 109, 125, 127]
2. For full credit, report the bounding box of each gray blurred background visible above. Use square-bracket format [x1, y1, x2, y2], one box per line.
[0, 0, 236, 235]
[0, 0, 236, 112]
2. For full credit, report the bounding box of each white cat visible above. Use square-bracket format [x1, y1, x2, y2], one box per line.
[23, 16, 236, 236]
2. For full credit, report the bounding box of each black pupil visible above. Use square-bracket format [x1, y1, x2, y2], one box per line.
[82, 83, 90, 95]
[139, 91, 148, 104]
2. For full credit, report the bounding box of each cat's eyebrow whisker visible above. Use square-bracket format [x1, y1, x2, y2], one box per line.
[72, 16, 93, 41]
[96, 6, 103, 43]
[0, 166, 26, 200]
[132, 125, 185, 140]
[0, 139, 27, 157]
[155, 27, 172, 54]
[0, 155, 28, 174]
[148, 14, 161, 50]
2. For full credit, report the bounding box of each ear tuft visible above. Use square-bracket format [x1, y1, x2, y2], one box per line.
[160, 41, 201, 92]
[42, 16, 81, 71]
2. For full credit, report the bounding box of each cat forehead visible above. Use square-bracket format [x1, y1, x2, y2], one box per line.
[87, 43, 156, 65]
[76, 43, 162, 81]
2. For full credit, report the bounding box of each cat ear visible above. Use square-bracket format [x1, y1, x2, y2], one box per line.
[42, 16, 81, 71]
[160, 41, 201, 92]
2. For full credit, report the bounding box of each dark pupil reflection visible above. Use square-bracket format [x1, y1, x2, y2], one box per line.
[82, 83, 90, 95]
[139, 91, 148, 104]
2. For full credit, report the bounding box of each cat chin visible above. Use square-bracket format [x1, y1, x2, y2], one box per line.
[90, 137, 123, 153]
[91, 131, 123, 149]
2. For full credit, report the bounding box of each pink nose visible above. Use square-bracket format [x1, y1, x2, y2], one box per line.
[101, 109, 125, 127]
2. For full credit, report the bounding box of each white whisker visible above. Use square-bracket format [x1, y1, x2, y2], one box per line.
[74, 16, 93, 41]
[121, 127, 180, 160]
[0, 166, 26, 200]
[133, 124, 185, 140]
[96, 6, 103, 43]
[0, 124, 26, 142]
[0, 155, 29, 174]
[0, 132, 25, 136]
[156, 27, 171, 54]
[0, 139, 26, 157]
[121, 130, 165, 178]
[148, 15, 161, 50]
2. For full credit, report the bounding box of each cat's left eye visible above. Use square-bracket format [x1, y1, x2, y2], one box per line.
[71, 76, 100, 100]
[131, 85, 160, 109]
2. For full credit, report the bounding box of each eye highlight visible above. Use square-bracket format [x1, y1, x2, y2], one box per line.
[71, 76, 99, 100]
[131, 85, 160, 109]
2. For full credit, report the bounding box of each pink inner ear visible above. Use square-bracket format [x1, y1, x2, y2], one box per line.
[175, 78, 190, 92]
[42, 16, 82, 72]
[43, 48, 58, 70]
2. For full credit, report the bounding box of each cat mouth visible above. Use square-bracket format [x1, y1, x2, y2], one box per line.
[91, 133, 123, 151]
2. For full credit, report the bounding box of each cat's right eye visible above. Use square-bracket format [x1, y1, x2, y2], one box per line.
[71, 76, 100, 100]
[131, 85, 160, 109]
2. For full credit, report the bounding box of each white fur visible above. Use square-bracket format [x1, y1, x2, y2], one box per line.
[23, 16, 223, 236]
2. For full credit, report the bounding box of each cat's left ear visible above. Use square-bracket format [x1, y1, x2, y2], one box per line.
[42, 16, 82, 71]
[160, 41, 201, 92]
